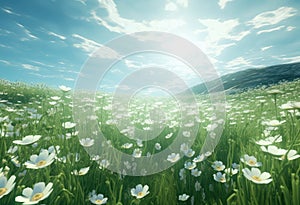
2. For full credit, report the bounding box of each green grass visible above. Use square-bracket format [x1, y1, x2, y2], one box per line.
[0, 79, 299, 204]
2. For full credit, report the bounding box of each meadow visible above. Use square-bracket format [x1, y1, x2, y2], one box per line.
[0, 79, 299, 205]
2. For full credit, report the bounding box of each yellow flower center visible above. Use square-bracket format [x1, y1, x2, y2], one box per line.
[31, 192, 44, 201]
[216, 166, 222, 171]
[248, 160, 256, 165]
[95, 199, 103, 204]
[36, 160, 47, 167]
[137, 192, 144, 197]
[0, 188, 7, 196]
[252, 176, 261, 181]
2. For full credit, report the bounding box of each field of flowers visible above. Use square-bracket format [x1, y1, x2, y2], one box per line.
[0, 79, 299, 205]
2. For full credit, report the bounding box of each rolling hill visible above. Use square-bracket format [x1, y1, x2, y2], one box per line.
[190, 62, 300, 94]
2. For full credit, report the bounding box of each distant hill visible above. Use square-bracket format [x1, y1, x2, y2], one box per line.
[190, 62, 300, 94]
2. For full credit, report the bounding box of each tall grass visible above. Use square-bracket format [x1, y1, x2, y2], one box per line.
[0, 79, 299, 204]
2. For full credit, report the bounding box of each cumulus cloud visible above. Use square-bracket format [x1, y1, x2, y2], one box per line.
[197, 18, 250, 56]
[218, 0, 233, 10]
[91, 0, 185, 34]
[247, 7, 297, 29]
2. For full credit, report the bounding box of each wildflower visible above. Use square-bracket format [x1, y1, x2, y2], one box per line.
[184, 149, 195, 158]
[224, 168, 238, 175]
[89, 190, 108, 204]
[15, 182, 53, 204]
[136, 139, 143, 147]
[99, 159, 110, 169]
[193, 154, 205, 163]
[121, 143, 133, 149]
[49, 101, 57, 105]
[154, 143, 161, 151]
[45, 145, 60, 155]
[132, 148, 142, 158]
[191, 168, 202, 177]
[131, 184, 149, 199]
[0, 175, 16, 199]
[204, 151, 212, 157]
[267, 89, 283, 95]
[179, 193, 189, 201]
[213, 172, 226, 183]
[278, 150, 300, 161]
[255, 135, 282, 146]
[260, 145, 287, 156]
[183, 131, 190, 137]
[24, 150, 55, 169]
[165, 133, 173, 139]
[71, 167, 90, 176]
[167, 153, 180, 163]
[242, 168, 272, 184]
[240, 154, 262, 167]
[62, 122, 76, 129]
[292, 101, 300, 109]
[263, 120, 285, 127]
[11, 156, 21, 167]
[212, 161, 225, 171]
[13, 135, 41, 145]
[280, 102, 294, 110]
[79, 138, 95, 147]
[180, 143, 189, 153]
[50, 96, 60, 101]
[184, 161, 196, 170]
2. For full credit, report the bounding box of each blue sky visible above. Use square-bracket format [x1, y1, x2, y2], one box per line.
[0, 0, 300, 91]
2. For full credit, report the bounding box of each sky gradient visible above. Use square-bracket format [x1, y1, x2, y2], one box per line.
[0, 0, 299, 91]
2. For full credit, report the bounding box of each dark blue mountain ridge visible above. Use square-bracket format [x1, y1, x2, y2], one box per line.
[190, 62, 300, 94]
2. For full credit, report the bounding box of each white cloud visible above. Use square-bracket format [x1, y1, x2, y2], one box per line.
[0, 60, 11, 65]
[72, 34, 102, 53]
[280, 55, 300, 63]
[225, 57, 260, 71]
[124, 59, 140, 69]
[247, 7, 297, 29]
[218, 0, 233, 10]
[198, 18, 250, 43]
[22, 64, 40, 71]
[72, 34, 120, 58]
[261, 46, 272, 51]
[197, 18, 250, 56]
[286, 26, 296, 31]
[48, 31, 66, 40]
[64, 77, 75, 81]
[91, 0, 185, 34]
[1, 7, 20, 16]
[257, 25, 285, 35]
[165, 2, 178, 11]
[16, 23, 38, 40]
